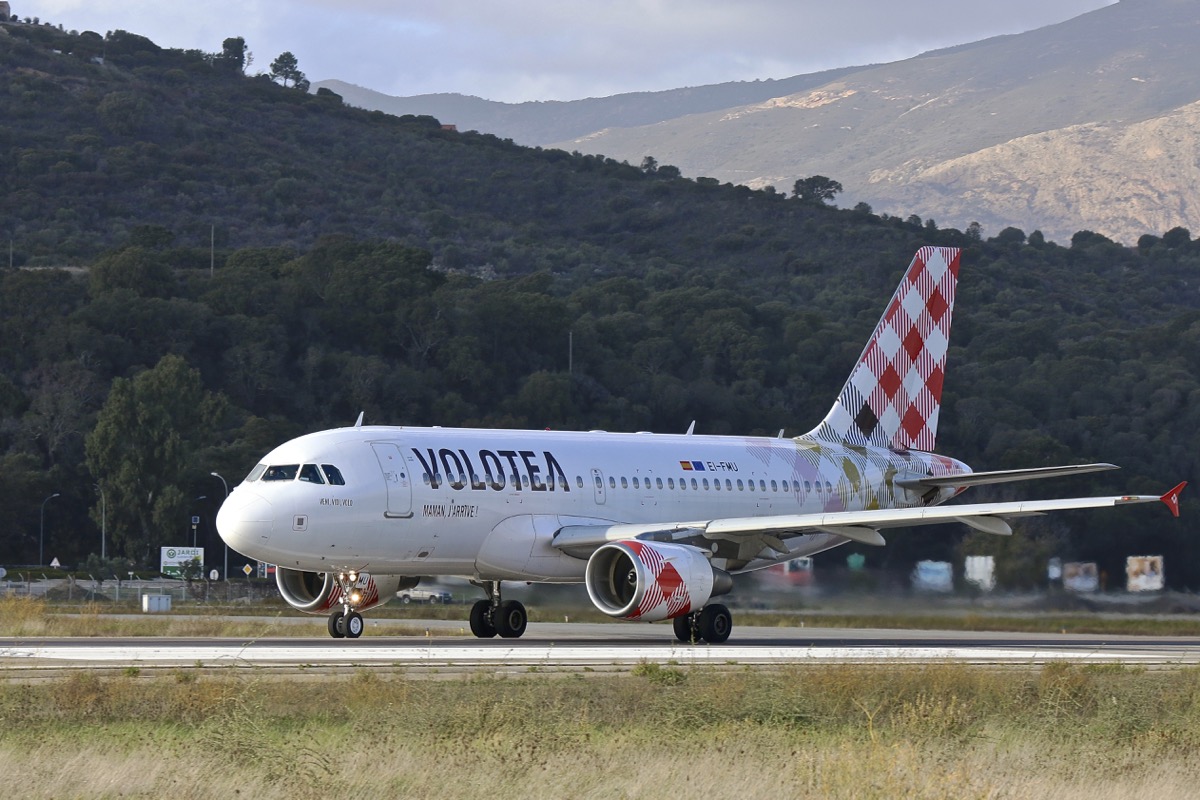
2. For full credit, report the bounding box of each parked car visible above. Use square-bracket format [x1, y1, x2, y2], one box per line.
[396, 586, 453, 604]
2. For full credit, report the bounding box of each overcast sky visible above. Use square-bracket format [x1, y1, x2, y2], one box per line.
[22, 1, 1116, 103]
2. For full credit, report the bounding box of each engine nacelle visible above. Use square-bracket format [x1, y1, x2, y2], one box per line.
[275, 568, 416, 614]
[585, 540, 733, 622]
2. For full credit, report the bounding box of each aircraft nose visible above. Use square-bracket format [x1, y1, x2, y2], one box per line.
[216, 490, 274, 555]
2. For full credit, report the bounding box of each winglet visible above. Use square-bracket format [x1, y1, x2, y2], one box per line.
[354, 411, 365, 429]
[1160, 482, 1186, 518]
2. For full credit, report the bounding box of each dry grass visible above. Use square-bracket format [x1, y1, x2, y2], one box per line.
[1, 663, 1199, 798]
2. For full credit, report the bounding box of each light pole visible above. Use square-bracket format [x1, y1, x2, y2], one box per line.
[211, 472, 229, 580]
[95, 484, 106, 560]
[40, 492, 60, 566]
[193, 496, 207, 547]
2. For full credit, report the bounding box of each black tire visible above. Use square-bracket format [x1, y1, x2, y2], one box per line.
[672, 612, 697, 643]
[698, 604, 732, 644]
[469, 599, 497, 638]
[327, 611, 346, 639]
[344, 611, 364, 639]
[495, 599, 528, 639]
[401, 595, 411, 604]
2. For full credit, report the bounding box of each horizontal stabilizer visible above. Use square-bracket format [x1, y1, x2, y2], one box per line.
[895, 463, 1118, 490]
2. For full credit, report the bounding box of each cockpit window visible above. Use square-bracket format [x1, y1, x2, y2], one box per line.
[245, 464, 267, 483]
[322, 465, 346, 486]
[299, 464, 325, 484]
[262, 464, 299, 481]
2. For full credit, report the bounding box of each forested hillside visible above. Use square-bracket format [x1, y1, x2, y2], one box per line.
[2, 22, 1199, 588]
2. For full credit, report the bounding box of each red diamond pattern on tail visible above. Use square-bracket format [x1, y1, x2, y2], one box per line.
[810, 247, 961, 452]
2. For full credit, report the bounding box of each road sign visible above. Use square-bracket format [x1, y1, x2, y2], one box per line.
[243, 564, 253, 576]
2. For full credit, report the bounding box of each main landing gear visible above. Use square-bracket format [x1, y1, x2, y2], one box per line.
[468, 580, 527, 639]
[326, 571, 366, 639]
[672, 604, 733, 644]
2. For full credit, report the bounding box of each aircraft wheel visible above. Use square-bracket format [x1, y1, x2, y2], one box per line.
[344, 611, 364, 639]
[469, 599, 497, 638]
[698, 604, 732, 644]
[327, 610, 346, 639]
[495, 599, 528, 639]
[673, 612, 698, 643]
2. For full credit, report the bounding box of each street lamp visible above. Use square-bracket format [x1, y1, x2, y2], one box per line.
[211, 472, 229, 579]
[40, 492, 60, 566]
[193, 496, 207, 547]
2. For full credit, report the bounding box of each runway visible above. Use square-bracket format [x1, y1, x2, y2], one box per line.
[3, 620, 1199, 670]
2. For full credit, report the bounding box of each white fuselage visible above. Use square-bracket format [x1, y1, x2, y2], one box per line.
[216, 425, 969, 581]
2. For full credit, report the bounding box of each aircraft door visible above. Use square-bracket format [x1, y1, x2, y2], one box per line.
[591, 468, 606, 505]
[371, 443, 413, 518]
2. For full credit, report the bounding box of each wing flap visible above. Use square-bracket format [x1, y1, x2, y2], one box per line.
[895, 463, 1118, 490]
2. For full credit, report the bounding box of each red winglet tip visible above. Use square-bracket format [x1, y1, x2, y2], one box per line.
[1160, 481, 1187, 518]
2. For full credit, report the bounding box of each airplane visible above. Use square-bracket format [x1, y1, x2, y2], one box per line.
[216, 246, 1185, 643]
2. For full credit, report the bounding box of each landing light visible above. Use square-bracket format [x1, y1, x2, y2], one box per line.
[350, 591, 362, 604]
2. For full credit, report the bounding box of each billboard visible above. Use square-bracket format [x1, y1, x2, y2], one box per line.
[1063, 562, 1099, 593]
[912, 560, 953, 593]
[161, 546, 204, 578]
[1126, 556, 1164, 592]
[964, 555, 995, 592]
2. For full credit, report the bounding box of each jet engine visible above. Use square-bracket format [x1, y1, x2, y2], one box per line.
[585, 540, 732, 621]
[275, 568, 416, 613]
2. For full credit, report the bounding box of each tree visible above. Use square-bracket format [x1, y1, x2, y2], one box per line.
[269, 51, 308, 91]
[85, 355, 227, 562]
[219, 36, 247, 73]
[791, 175, 843, 206]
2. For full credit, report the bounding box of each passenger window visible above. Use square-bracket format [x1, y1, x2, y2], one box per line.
[759, 480, 767, 492]
[299, 464, 325, 484]
[771, 480, 778, 492]
[594, 476, 603, 489]
[805, 481, 812, 492]
[245, 464, 267, 482]
[691, 478, 698, 490]
[621, 477, 628, 489]
[826, 482, 833, 493]
[578, 476, 585, 489]
[668, 478, 675, 489]
[321, 465, 346, 486]
[262, 465, 299, 481]
[737, 479, 744, 491]
[632, 477, 639, 489]
[656, 478, 663, 490]
[609, 477, 616, 489]
[726, 479, 732, 491]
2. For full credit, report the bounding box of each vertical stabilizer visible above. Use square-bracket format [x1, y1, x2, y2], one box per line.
[808, 246, 961, 451]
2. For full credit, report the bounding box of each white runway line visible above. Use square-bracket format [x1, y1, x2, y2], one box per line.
[0, 644, 1176, 666]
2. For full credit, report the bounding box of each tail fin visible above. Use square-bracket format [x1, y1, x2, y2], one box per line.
[808, 246, 961, 451]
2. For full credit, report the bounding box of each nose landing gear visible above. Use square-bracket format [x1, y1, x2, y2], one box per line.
[326, 571, 367, 639]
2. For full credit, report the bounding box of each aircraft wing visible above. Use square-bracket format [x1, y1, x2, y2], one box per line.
[552, 483, 1186, 567]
